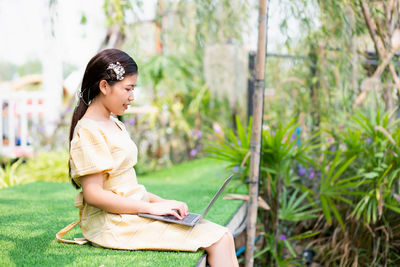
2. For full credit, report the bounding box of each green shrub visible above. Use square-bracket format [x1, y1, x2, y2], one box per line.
[0, 158, 30, 189]
[208, 110, 400, 266]
[18, 150, 69, 183]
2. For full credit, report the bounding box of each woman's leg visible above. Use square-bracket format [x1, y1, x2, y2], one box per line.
[204, 232, 239, 267]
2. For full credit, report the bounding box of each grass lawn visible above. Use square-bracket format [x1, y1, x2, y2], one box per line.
[0, 158, 245, 267]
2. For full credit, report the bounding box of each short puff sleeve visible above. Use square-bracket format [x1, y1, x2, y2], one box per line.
[70, 125, 114, 185]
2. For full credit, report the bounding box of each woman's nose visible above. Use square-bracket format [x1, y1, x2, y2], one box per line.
[128, 91, 134, 101]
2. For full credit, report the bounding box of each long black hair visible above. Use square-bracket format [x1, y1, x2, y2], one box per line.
[69, 49, 138, 189]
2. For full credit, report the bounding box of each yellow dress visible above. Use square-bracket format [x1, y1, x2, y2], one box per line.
[63, 116, 228, 251]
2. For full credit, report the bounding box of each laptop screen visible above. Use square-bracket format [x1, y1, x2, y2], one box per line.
[199, 174, 233, 219]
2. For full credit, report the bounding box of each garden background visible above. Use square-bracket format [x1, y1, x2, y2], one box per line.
[0, 0, 399, 266]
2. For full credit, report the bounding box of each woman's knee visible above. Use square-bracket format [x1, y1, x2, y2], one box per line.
[221, 231, 235, 248]
[224, 231, 234, 242]
[205, 231, 233, 251]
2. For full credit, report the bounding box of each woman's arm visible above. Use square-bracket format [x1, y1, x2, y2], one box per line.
[81, 173, 151, 214]
[147, 192, 165, 203]
[81, 173, 188, 219]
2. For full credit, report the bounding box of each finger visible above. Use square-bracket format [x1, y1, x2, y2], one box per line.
[176, 207, 185, 218]
[181, 207, 187, 217]
[181, 206, 187, 216]
[171, 209, 183, 220]
[181, 205, 188, 216]
[180, 203, 188, 216]
[184, 204, 189, 215]
[180, 207, 187, 218]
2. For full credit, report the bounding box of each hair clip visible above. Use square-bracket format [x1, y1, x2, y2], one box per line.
[107, 62, 125, 81]
[79, 88, 91, 106]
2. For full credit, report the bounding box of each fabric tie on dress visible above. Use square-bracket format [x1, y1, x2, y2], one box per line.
[56, 192, 88, 245]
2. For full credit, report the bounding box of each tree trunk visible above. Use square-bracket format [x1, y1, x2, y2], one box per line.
[357, 0, 400, 111]
[244, 0, 267, 266]
[155, 0, 166, 54]
[309, 44, 320, 134]
[347, 5, 359, 103]
[273, 173, 281, 260]
[42, 1, 63, 137]
[99, 25, 125, 50]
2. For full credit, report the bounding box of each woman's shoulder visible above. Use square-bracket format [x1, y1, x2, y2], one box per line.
[71, 118, 109, 149]
[72, 117, 105, 140]
[76, 117, 101, 131]
[74, 116, 126, 137]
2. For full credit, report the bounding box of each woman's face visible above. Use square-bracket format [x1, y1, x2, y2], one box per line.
[103, 74, 137, 116]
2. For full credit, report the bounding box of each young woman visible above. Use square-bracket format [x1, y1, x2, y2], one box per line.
[57, 49, 238, 267]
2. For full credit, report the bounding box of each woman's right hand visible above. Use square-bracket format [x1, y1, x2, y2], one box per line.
[148, 201, 188, 220]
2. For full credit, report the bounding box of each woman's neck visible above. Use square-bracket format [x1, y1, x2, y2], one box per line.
[84, 98, 111, 121]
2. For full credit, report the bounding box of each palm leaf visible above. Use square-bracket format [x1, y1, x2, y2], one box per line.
[320, 196, 332, 225]
[327, 196, 345, 231]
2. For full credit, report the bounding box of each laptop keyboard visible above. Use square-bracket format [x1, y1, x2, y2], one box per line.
[162, 213, 198, 223]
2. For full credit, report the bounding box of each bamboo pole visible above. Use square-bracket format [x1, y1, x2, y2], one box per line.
[244, 0, 267, 266]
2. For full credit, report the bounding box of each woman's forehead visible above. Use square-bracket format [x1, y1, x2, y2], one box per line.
[121, 74, 137, 86]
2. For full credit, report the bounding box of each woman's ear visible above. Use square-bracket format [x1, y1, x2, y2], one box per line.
[99, 80, 108, 95]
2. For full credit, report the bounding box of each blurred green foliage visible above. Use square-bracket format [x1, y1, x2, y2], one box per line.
[0, 151, 70, 189]
[209, 110, 400, 265]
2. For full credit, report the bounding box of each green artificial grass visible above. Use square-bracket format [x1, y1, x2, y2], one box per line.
[0, 158, 244, 267]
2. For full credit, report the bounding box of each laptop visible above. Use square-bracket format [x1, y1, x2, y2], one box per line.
[138, 174, 233, 226]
